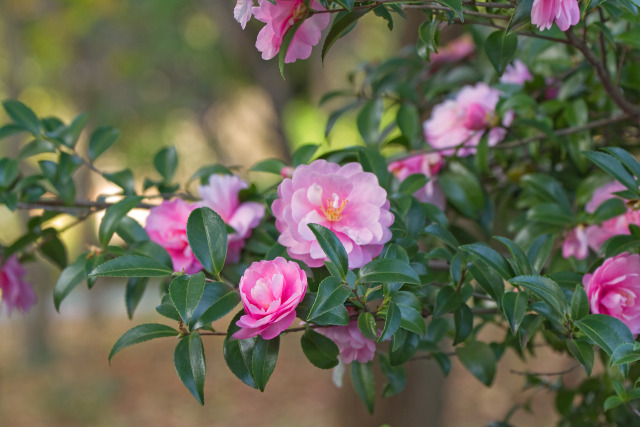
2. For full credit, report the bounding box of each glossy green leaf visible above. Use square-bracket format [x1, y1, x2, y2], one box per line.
[433, 286, 463, 318]
[104, 168, 135, 195]
[468, 261, 504, 303]
[88, 126, 120, 160]
[53, 255, 87, 311]
[435, 0, 463, 20]
[502, 291, 528, 334]
[191, 281, 241, 330]
[439, 162, 485, 218]
[611, 342, 640, 366]
[90, 255, 174, 277]
[484, 31, 518, 75]
[308, 223, 349, 279]
[379, 300, 402, 342]
[461, 243, 513, 280]
[359, 258, 420, 284]
[252, 336, 280, 392]
[584, 151, 640, 196]
[170, 272, 206, 327]
[109, 323, 178, 363]
[380, 354, 406, 398]
[357, 312, 379, 341]
[357, 99, 383, 145]
[3, 99, 40, 135]
[456, 341, 496, 386]
[494, 236, 532, 276]
[509, 275, 568, 318]
[603, 147, 640, 180]
[322, 8, 373, 62]
[393, 291, 425, 335]
[153, 146, 178, 182]
[292, 144, 318, 166]
[40, 229, 67, 269]
[423, 223, 459, 250]
[223, 311, 257, 389]
[307, 276, 351, 325]
[351, 361, 375, 414]
[174, 333, 206, 405]
[507, 0, 534, 33]
[300, 328, 340, 369]
[125, 277, 149, 319]
[570, 285, 589, 321]
[0, 123, 25, 139]
[396, 104, 420, 145]
[250, 158, 288, 175]
[187, 207, 227, 277]
[98, 196, 144, 246]
[398, 174, 429, 196]
[575, 314, 634, 356]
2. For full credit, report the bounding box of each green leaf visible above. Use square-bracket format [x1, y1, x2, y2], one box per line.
[611, 342, 640, 366]
[379, 300, 402, 342]
[98, 196, 144, 247]
[191, 281, 241, 330]
[300, 328, 340, 369]
[507, 0, 534, 33]
[494, 236, 532, 276]
[53, 112, 89, 148]
[603, 147, 640, 181]
[393, 291, 426, 335]
[389, 329, 419, 365]
[604, 396, 625, 411]
[307, 276, 351, 325]
[169, 272, 206, 327]
[115, 216, 149, 244]
[104, 169, 135, 195]
[174, 333, 206, 405]
[570, 285, 589, 321]
[333, 0, 354, 11]
[125, 277, 149, 319]
[584, 151, 640, 196]
[575, 314, 634, 356]
[433, 286, 463, 318]
[359, 258, 420, 284]
[567, 338, 594, 375]
[439, 162, 485, 218]
[380, 354, 406, 398]
[3, 99, 40, 135]
[308, 223, 349, 279]
[156, 293, 181, 322]
[502, 291, 528, 334]
[435, 0, 463, 20]
[396, 104, 420, 146]
[53, 255, 87, 311]
[527, 234, 554, 273]
[223, 311, 257, 389]
[417, 20, 439, 61]
[590, 198, 627, 223]
[252, 336, 280, 392]
[109, 323, 178, 363]
[460, 243, 513, 280]
[357, 99, 383, 145]
[468, 261, 505, 303]
[357, 312, 379, 341]
[509, 275, 568, 319]
[454, 304, 474, 345]
[484, 31, 518, 75]
[351, 361, 375, 414]
[0, 123, 25, 139]
[321, 8, 373, 62]
[456, 341, 496, 386]
[292, 144, 318, 166]
[88, 126, 120, 160]
[90, 255, 174, 277]
[40, 230, 67, 269]
[153, 146, 178, 182]
[527, 203, 574, 226]
[187, 207, 227, 277]
[250, 158, 288, 175]
[278, 19, 304, 76]
[423, 224, 459, 250]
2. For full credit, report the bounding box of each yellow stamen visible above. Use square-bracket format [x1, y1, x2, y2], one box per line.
[320, 197, 348, 222]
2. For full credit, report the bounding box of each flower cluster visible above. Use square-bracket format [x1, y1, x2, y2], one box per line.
[423, 83, 513, 157]
[0, 254, 36, 315]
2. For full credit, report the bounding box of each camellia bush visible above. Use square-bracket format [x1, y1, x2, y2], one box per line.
[2, 0, 640, 424]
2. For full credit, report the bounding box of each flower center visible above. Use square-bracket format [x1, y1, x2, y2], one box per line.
[292, 2, 308, 21]
[320, 194, 348, 222]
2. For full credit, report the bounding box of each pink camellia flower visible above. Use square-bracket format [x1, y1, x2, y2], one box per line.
[253, 0, 330, 63]
[500, 60, 533, 86]
[583, 252, 640, 335]
[317, 319, 377, 364]
[146, 199, 202, 274]
[0, 254, 37, 314]
[234, 0, 254, 29]
[424, 83, 511, 156]
[272, 160, 394, 269]
[388, 153, 446, 210]
[198, 174, 265, 264]
[234, 257, 307, 340]
[531, 0, 580, 31]
[562, 225, 589, 260]
[430, 34, 475, 65]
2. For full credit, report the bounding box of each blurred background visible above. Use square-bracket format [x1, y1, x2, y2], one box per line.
[0, 1, 576, 426]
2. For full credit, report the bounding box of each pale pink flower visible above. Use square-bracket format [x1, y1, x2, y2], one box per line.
[430, 34, 475, 65]
[562, 225, 589, 260]
[0, 254, 37, 315]
[272, 160, 394, 269]
[585, 181, 626, 214]
[424, 83, 511, 156]
[234, 257, 307, 340]
[500, 60, 533, 86]
[583, 253, 640, 335]
[146, 199, 202, 274]
[388, 153, 446, 210]
[531, 0, 580, 31]
[317, 320, 377, 364]
[234, 0, 254, 29]
[253, 0, 330, 63]
[198, 174, 265, 263]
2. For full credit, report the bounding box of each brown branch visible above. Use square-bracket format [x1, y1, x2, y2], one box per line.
[16, 198, 155, 213]
[510, 363, 581, 377]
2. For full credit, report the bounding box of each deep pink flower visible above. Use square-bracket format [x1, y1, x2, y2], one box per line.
[317, 320, 377, 364]
[423, 83, 511, 156]
[500, 60, 533, 86]
[272, 160, 394, 269]
[388, 153, 446, 210]
[531, 0, 580, 31]
[198, 174, 265, 264]
[253, 0, 330, 63]
[583, 253, 640, 335]
[430, 34, 475, 65]
[146, 199, 202, 274]
[234, 257, 307, 340]
[0, 254, 37, 315]
[234, 0, 254, 29]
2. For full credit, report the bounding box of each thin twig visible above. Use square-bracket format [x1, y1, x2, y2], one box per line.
[510, 363, 581, 377]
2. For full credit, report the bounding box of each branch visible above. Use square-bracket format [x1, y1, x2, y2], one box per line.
[509, 363, 581, 377]
[16, 198, 155, 213]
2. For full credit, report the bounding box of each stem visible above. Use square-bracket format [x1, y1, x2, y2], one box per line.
[510, 363, 581, 376]
[16, 198, 155, 213]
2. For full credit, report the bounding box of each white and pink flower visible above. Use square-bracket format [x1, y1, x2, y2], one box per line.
[423, 83, 512, 156]
[0, 254, 37, 315]
[272, 160, 394, 269]
[388, 153, 446, 210]
[198, 174, 265, 264]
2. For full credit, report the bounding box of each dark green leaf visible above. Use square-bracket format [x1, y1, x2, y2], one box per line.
[507, 0, 534, 33]
[358, 312, 379, 341]
[104, 169, 136, 195]
[439, 162, 485, 218]
[359, 258, 420, 284]
[423, 223, 459, 250]
[223, 311, 257, 389]
[435, 0, 463, 20]
[322, 8, 373, 62]
[300, 328, 340, 369]
[494, 236, 532, 276]
[174, 333, 206, 404]
[308, 223, 348, 279]
[461, 243, 513, 280]
[156, 293, 181, 322]
[53, 255, 86, 311]
[88, 126, 120, 161]
[187, 207, 227, 277]
[250, 158, 288, 175]
[90, 255, 174, 277]
[278, 19, 304, 76]
[153, 146, 178, 182]
[0, 123, 25, 139]
[502, 291, 528, 334]
[468, 261, 505, 303]
[3, 99, 40, 135]
[454, 303, 474, 345]
[484, 31, 518, 75]
[109, 323, 178, 363]
[351, 361, 375, 414]
[456, 341, 496, 386]
[307, 276, 351, 325]
[509, 275, 568, 318]
[125, 277, 149, 319]
[604, 396, 625, 411]
[584, 151, 640, 196]
[191, 281, 241, 330]
[252, 336, 280, 392]
[292, 144, 318, 166]
[570, 285, 589, 321]
[611, 342, 640, 366]
[379, 300, 402, 342]
[169, 272, 206, 327]
[380, 354, 406, 398]
[603, 147, 640, 180]
[575, 314, 634, 356]
[357, 99, 383, 145]
[98, 196, 144, 247]
[40, 230, 67, 269]
[333, 0, 355, 11]
[115, 216, 149, 244]
[433, 286, 463, 318]
[393, 291, 426, 335]
[396, 104, 420, 145]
